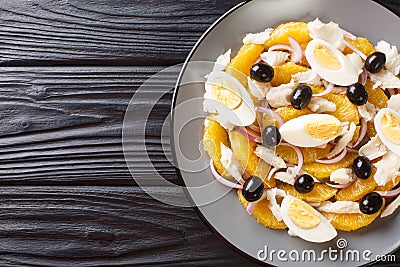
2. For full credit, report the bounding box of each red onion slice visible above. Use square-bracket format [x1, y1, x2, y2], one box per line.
[279, 143, 304, 175]
[268, 44, 293, 52]
[316, 148, 348, 164]
[248, 123, 261, 133]
[210, 160, 243, 189]
[388, 88, 399, 96]
[235, 126, 262, 143]
[255, 106, 285, 128]
[346, 147, 359, 154]
[340, 29, 357, 40]
[352, 118, 367, 148]
[342, 38, 367, 60]
[246, 191, 267, 215]
[288, 36, 303, 63]
[361, 68, 368, 85]
[238, 167, 251, 180]
[313, 82, 334, 97]
[375, 187, 400, 198]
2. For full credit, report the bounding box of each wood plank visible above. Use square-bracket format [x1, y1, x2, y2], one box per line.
[0, 186, 396, 266]
[0, 0, 398, 66]
[0, 186, 253, 266]
[0, 66, 179, 185]
[0, 0, 243, 66]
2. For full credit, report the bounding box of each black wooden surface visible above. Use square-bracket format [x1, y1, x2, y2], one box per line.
[0, 0, 398, 266]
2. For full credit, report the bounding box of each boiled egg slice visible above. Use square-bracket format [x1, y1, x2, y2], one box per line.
[305, 38, 359, 86]
[205, 71, 256, 126]
[281, 195, 337, 243]
[374, 108, 400, 156]
[279, 114, 342, 147]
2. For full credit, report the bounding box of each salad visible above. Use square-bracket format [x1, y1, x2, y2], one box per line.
[202, 18, 400, 243]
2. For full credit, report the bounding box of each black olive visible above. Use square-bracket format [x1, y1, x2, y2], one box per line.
[250, 63, 274, 83]
[365, 52, 386, 73]
[294, 174, 315, 194]
[347, 83, 368, 106]
[291, 84, 312, 110]
[262, 126, 281, 147]
[352, 156, 372, 179]
[242, 176, 264, 202]
[360, 192, 383, 214]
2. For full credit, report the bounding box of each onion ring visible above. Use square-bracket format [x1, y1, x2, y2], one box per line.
[210, 160, 243, 189]
[313, 82, 334, 97]
[352, 118, 367, 148]
[288, 36, 303, 63]
[255, 106, 285, 128]
[278, 143, 304, 175]
[375, 186, 400, 199]
[235, 126, 262, 143]
[315, 148, 348, 164]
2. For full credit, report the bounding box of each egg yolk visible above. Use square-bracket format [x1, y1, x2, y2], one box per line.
[210, 83, 242, 110]
[313, 44, 342, 71]
[288, 199, 321, 229]
[380, 112, 400, 144]
[304, 119, 342, 141]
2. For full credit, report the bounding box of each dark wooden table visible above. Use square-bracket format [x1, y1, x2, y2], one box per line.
[0, 0, 399, 266]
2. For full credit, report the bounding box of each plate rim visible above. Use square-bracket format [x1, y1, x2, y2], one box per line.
[170, 1, 400, 266]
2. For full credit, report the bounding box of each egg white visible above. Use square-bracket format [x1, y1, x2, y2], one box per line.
[281, 195, 337, 243]
[206, 71, 256, 126]
[374, 108, 400, 156]
[305, 38, 359, 86]
[279, 114, 341, 147]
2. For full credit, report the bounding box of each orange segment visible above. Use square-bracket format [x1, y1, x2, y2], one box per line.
[343, 37, 376, 57]
[271, 62, 309, 86]
[367, 120, 377, 138]
[375, 175, 400, 191]
[228, 130, 275, 188]
[276, 144, 332, 164]
[311, 85, 360, 124]
[227, 43, 264, 77]
[303, 153, 359, 179]
[238, 190, 287, 229]
[275, 106, 313, 122]
[278, 183, 338, 203]
[323, 93, 360, 124]
[203, 117, 230, 176]
[321, 210, 381, 231]
[365, 80, 388, 109]
[335, 168, 378, 201]
[264, 22, 311, 48]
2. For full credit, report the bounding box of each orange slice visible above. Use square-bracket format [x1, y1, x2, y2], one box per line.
[271, 62, 309, 86]
[335, 168, 378, 201]
[343, 37, 376, 57]
[278, 183, 338, 203]
[276, 144, 332, 164]
[321, 210, 381, 231]
[303, 153, 359, 180]
[238, 190, 287, 229]
[229, 130, 276, 188]
[265, 22, 311, 48]
[203, 117, 230, 176]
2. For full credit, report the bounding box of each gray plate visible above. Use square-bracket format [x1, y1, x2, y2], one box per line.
[171, 0, 400, 266]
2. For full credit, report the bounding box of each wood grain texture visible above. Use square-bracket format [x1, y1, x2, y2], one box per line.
[0, 66, 180, 185]
[0, 186, 253, 266]
[0, 0, 243, 66]
[0, 0, 398, 266]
